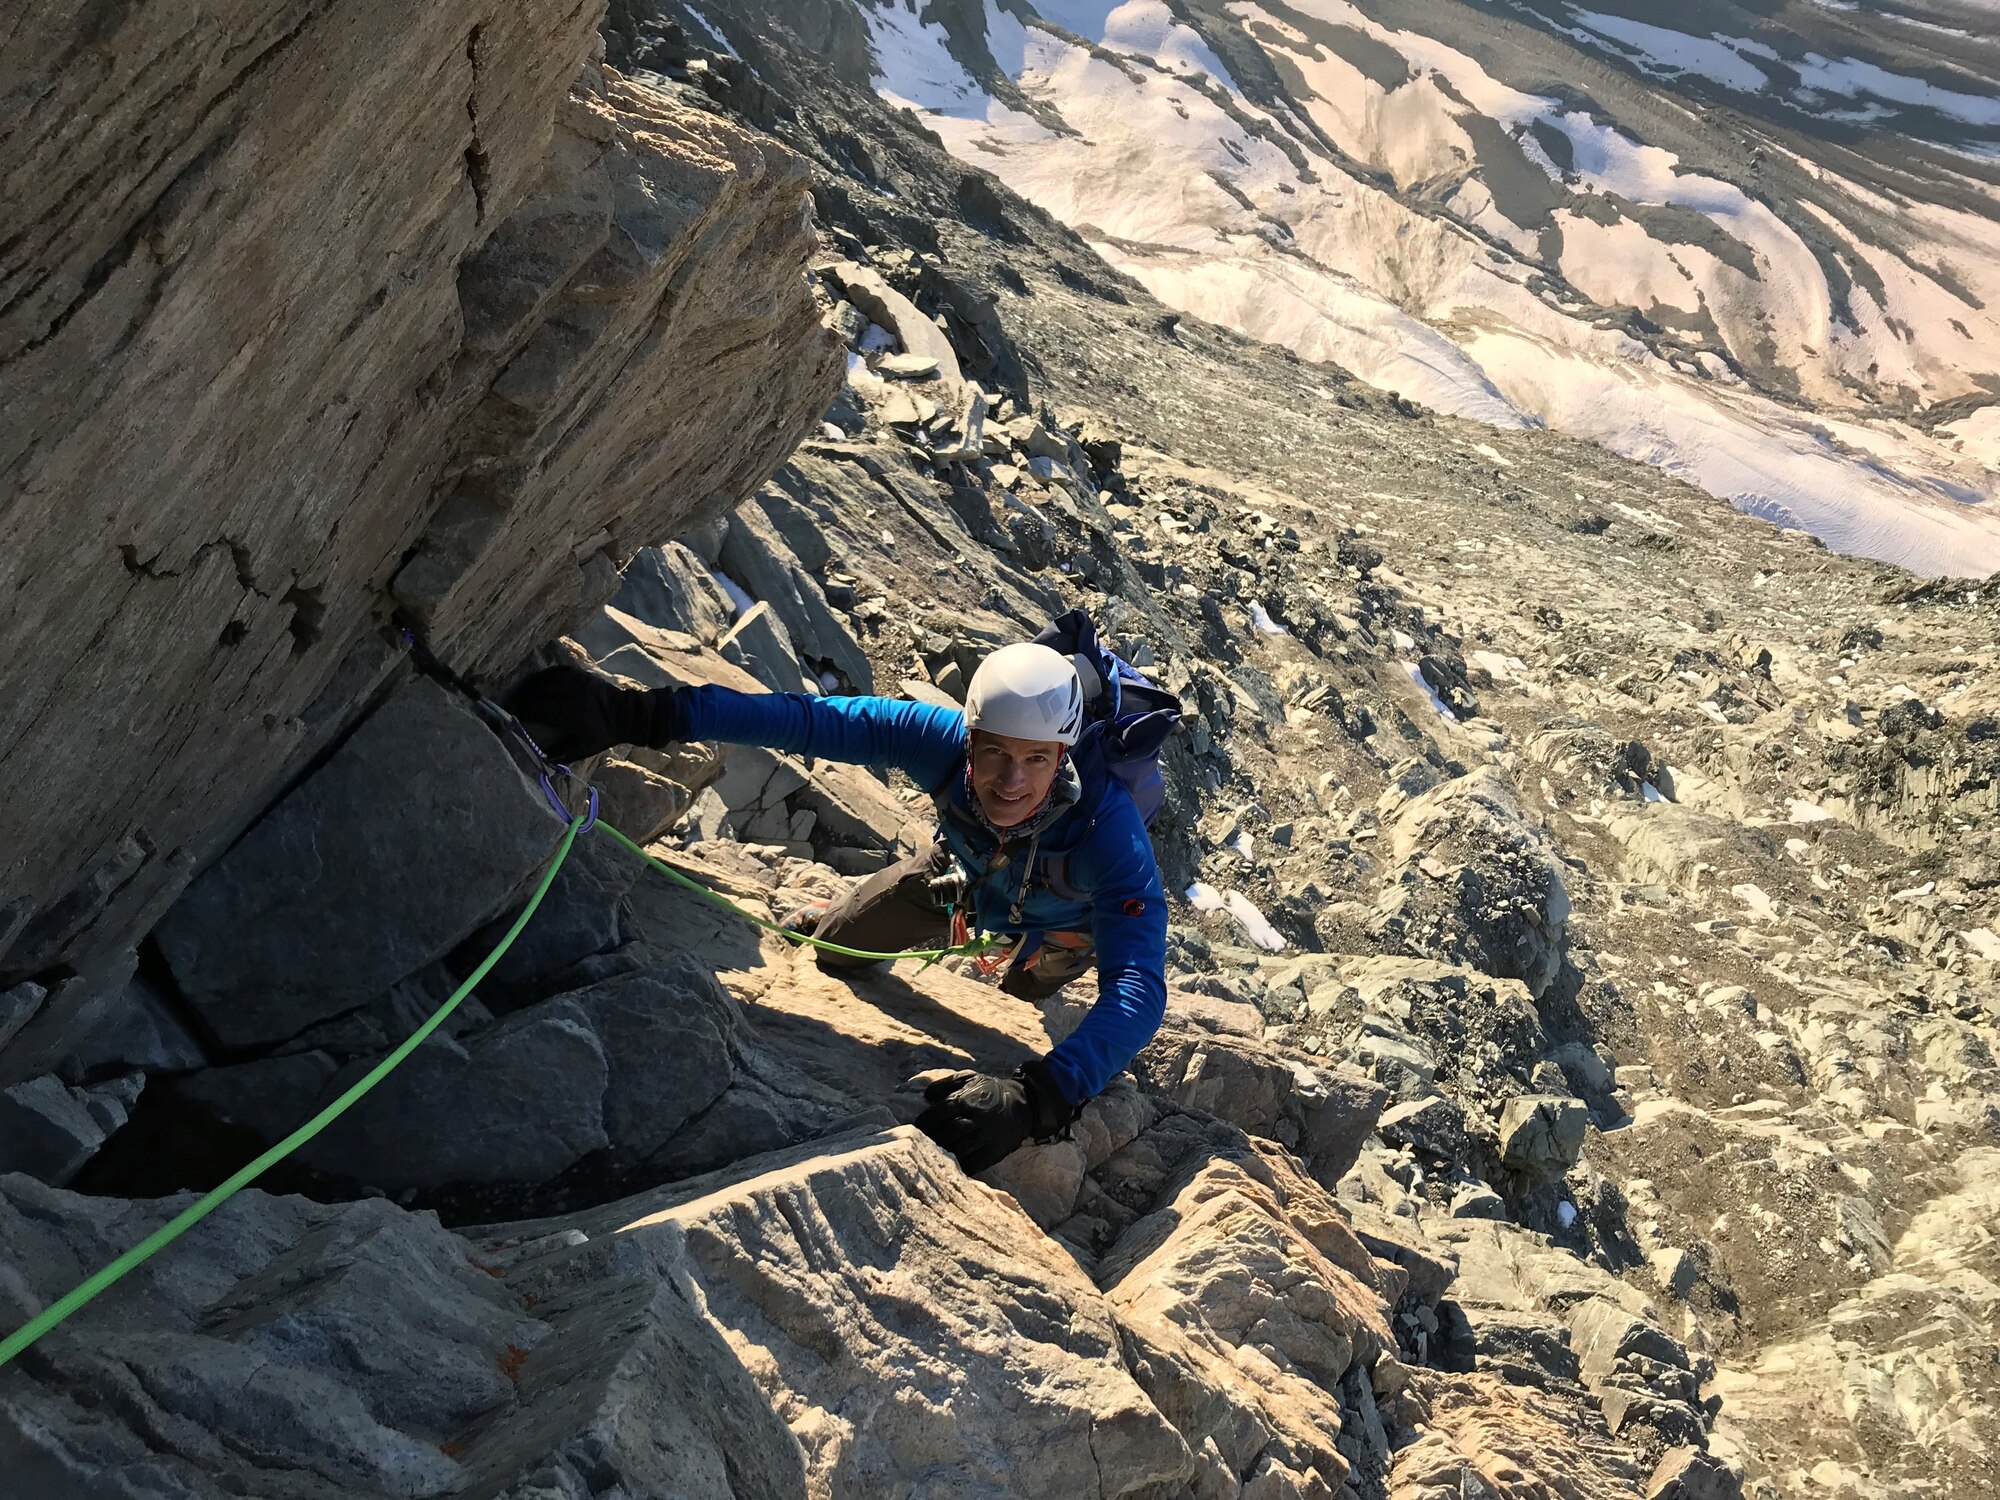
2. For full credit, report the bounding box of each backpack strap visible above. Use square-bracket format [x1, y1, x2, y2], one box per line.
[1034, 806, 1101, 905]
[1037, 847, 1090, 904]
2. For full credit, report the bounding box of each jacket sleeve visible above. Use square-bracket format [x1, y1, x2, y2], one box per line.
[1040, 795, 1169, 1107]
[676, 685, 967, 789]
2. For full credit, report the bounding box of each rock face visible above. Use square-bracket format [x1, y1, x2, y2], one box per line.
[0, 2, 841, 1008]
[498, 1128, 1198, 1498]
[1138, 1017, 1386, 1188]
[8, 1122, 1404, 1499]
[0, 1169, 803, 1499]
[7, 2, 2000, 1498]
[1099, 1148, 1396, 1495]
[154, 678, 565, 1050]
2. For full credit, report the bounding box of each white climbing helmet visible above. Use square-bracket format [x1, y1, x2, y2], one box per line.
[963, 643, 1085, 746]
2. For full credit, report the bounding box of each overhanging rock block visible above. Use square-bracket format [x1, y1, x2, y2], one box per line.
[0, 0, 607, 1001]
[154, 678, 563, 1051]
[0, 28, 839, 1029]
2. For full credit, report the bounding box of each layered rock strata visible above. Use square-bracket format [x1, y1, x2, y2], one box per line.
[0, 1, 841, 1036]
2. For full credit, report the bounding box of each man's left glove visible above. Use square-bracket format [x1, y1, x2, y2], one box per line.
[502, 664, 691, 762]
[914, 1058, 1077, 1175]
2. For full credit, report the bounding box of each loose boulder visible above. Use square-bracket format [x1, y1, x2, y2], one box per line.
[1498, 1095, 1589, 1179]
[0, 1072, 142, 1186]
[1371, 769, 1571, 999]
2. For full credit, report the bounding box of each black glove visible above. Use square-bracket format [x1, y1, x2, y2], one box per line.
[915, 1058, 1077, 1175]
[502, 664, 690, 762]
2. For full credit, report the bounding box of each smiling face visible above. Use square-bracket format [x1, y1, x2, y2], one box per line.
[969, 729, 1065, 827]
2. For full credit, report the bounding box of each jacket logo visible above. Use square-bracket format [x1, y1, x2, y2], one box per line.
[1121, 898, 1147, 917]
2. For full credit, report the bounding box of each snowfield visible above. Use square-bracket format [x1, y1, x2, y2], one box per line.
[860, 0, 2000, 577]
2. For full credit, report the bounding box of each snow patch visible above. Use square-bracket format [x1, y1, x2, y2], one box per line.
[1962, 928, 2000, 962]
[1185, 881, 1287, 951]
[1469, 650, 1524, 682]
[682, 6, 732, 54]
[1037, 1, 1240, 90]
[1732, 883, 1777, 921]
[1788, 799, 1835, 824]
[866, 0, 999, 116]
[1940, 408, 2000, 471]
[710, 570, 754, 616]
[1404, 662, 1458, 722]
[1565, 12, 1770, 92]
[1789, 51, 2000, 127]
[1248, 601, 1290, 636]
[846, 352, 887, 398]
[1611, 501, 1680, 532]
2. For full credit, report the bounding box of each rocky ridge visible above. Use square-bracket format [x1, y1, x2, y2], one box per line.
[3, 3, 1998, 1500]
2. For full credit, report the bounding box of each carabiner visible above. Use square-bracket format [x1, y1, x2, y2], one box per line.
[539, 769, 599, 832]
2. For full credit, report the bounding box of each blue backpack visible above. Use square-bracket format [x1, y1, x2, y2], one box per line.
[1033, 608, 1184, 827]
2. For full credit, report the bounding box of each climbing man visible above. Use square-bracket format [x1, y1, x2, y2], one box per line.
[505, 615, 1173, 1175]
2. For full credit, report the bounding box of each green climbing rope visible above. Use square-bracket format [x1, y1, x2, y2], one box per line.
[595, 819, 1000, 965]
[0, 813, 589, 1372]
[0, 810, 1001, 1372]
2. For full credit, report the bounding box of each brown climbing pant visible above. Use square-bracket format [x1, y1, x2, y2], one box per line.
[814, 840, 1097, 1000]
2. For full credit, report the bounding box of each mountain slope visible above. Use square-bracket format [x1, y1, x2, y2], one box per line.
[4, 4, 1998, 1499]
[836, 0, 2000, 575]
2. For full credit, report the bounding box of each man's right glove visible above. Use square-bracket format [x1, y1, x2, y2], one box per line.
[502, 665, 690, 762]
[914, 1058, 1077, 1175]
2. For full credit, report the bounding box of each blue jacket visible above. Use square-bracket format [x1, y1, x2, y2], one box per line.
[678, 685, 1168, 1107]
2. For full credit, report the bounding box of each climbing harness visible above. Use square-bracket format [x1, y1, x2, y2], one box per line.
[0, 633, 1006, 1370]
